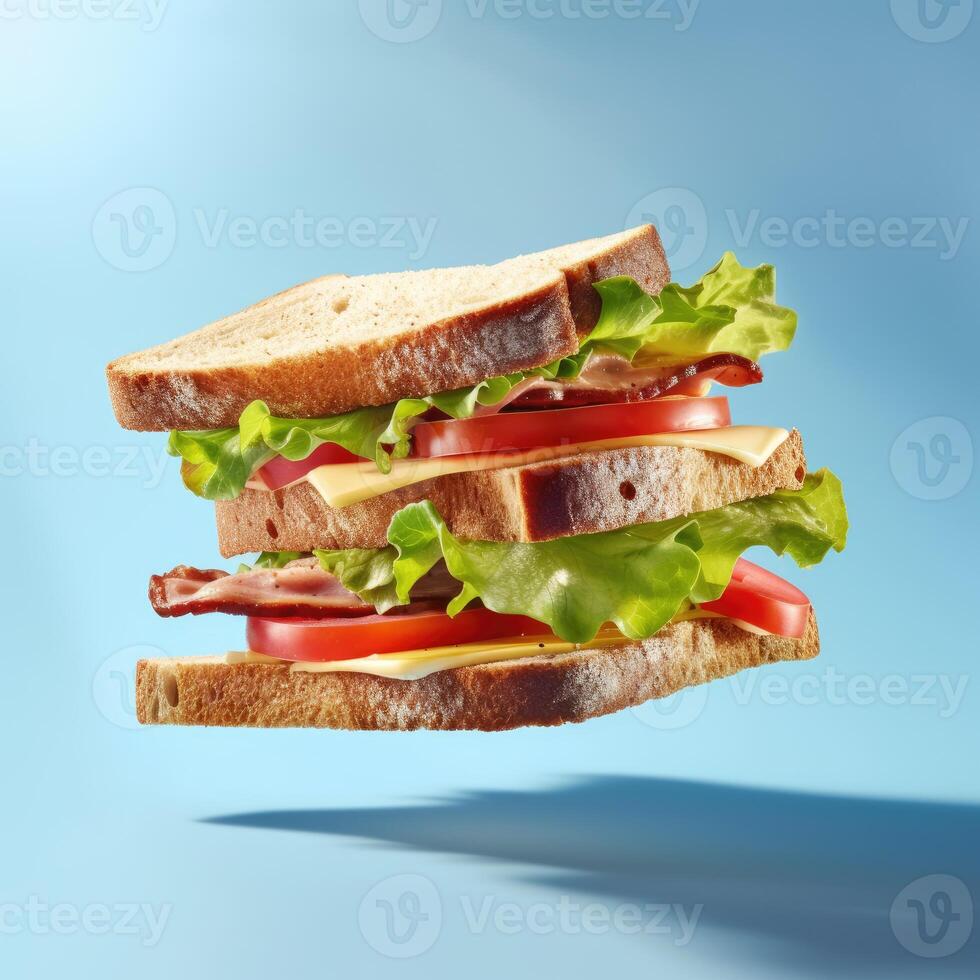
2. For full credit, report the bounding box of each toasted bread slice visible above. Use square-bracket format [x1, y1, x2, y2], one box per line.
[107, 226, 668, 431]
[135, 611, 819, 731]
[215, 431, 806, 554]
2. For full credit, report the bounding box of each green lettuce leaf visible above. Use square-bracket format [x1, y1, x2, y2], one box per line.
[168, 254, 796, 500]
[166, 367, 580, 500]
[659, 468, 848, 604]
[316, 470, 847, 644]
[168, 425, 277, 500]
[587, 252, 797, 363]
[314, 545, 402, 613]
[385, 500, 705, 643]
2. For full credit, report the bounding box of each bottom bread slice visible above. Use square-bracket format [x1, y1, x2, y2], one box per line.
[136, 612, 819, 731]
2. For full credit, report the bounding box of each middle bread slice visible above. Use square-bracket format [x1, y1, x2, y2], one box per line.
[215, 431, 806, 555]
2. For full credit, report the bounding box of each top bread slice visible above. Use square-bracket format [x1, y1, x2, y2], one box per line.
[107, 225, 669, 431]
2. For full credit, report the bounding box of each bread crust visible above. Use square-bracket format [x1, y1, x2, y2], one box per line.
[135, 611, 819, 731]
[107, 226, 669, 431]
[214, 431, 806, 554]
[549, 224, 669, 335]
[107, 280, 578, 431]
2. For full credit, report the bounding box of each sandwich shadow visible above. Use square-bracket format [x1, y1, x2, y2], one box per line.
[205, 776, 979, 975]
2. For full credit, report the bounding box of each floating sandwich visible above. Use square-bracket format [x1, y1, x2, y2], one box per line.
[107, 225, 847, 730]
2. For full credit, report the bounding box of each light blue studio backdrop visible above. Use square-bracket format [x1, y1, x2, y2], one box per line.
[2, 2, 978, 978]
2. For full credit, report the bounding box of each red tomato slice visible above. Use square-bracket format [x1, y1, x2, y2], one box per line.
[411, 396, 731, 459]
[701, 558, 811, 638]
[246, 607, 547, 662]
[257, 442, 362, 491]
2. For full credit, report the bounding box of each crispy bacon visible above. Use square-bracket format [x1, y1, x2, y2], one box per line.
[148, 558, 456, 619]
[503, 353, 762, 410]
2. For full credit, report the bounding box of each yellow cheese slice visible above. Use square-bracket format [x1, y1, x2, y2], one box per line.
[289, 629, 629, 680]
[225, 612, 772, 680]
[305, 426, 790, 509]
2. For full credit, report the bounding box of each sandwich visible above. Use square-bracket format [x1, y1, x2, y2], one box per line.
[106, 225, 847, 731]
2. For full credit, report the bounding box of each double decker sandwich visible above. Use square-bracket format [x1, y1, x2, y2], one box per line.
[106, 225, 847, 730]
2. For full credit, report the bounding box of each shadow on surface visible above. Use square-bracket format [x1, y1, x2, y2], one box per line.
[206, 776, 978, 975]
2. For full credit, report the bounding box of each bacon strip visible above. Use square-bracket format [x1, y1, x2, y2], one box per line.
[503, 353, 762, 410]
[149, 558, 457, 619]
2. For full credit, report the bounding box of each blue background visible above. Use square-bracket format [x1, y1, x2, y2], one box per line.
[2, 1, 978, 976]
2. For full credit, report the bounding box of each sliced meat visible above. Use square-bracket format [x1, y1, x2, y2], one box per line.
[504, 353, 762, 410]
[149, 557, 457, 619]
